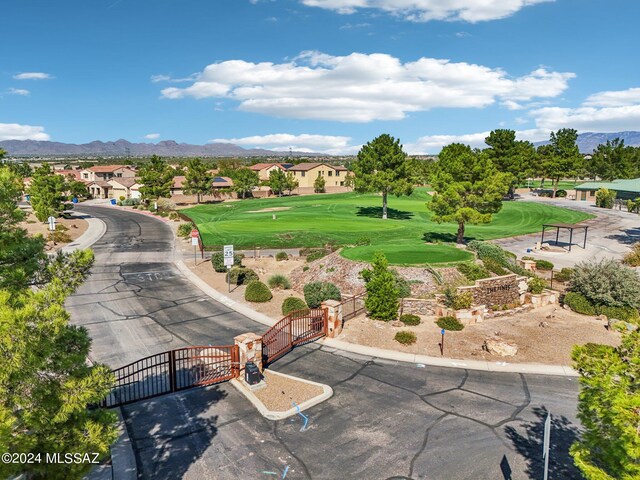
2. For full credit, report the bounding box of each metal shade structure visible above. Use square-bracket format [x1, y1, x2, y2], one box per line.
[541, 223, 589, 252]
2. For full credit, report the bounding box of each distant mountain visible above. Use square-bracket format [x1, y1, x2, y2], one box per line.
[0, 139, 321, 158]
[535, 131, 640, 153]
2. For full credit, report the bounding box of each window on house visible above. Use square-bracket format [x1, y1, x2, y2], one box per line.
[589, 191, 595, 197]
[117, 173, 122, 177]
[328, 171, 333, 176]
[336, 171, 340, 176]
[301, 171, 305, 177]
[83, 173, 88, 179]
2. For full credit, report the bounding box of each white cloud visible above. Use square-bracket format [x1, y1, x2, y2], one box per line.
[583, 87, 640, 108]
[161, 51, 573, 122]
[531, 105, 640, 132]
[211, 133, 360, 154]
[13, 72, 53, 80]
[0, 123, 50, 141]
[144, 133, 161, 139]
[151, 73, 198, 83]
[7, 88, 30, 96]
[406, 128, 548, 154]
[299, 0, 553, 22]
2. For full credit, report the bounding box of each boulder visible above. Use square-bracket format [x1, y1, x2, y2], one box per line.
[483, 338, 518, 357]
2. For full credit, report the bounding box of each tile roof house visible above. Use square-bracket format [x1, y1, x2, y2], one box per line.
[248, 163, 291, 181]
[286, 163, 349, 188]
[80, 165, 135, 183]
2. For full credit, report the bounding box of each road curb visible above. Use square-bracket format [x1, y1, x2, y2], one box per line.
[59, 214, 107, 254]
[230, 371, 333, 420]
[110, 408, 137, 480]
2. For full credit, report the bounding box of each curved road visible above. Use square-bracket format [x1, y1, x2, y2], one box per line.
[67, 206, 583, 480]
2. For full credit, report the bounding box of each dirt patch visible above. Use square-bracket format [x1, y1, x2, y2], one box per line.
[289, 250, 462, 297]
[251, 370, 325, 412]
[339, 304, 620, 365]
[19, 211, 89, 251]
[246, 207, 291, 213]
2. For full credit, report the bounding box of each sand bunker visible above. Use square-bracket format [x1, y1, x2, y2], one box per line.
[246, 207, 292, 213]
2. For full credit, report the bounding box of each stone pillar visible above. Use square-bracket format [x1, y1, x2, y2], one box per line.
[234, 333, 263, 373]
[322, 299, 342, 338]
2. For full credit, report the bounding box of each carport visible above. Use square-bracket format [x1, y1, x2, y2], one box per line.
[541, 223, 589, 252]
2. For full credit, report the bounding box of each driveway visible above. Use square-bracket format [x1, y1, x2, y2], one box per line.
[68, 206, 584, 479]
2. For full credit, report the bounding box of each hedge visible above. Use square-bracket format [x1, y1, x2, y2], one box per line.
[303, 282, 341, 308]
[281, 297, 308, 315]
[244, 281, 272, 303]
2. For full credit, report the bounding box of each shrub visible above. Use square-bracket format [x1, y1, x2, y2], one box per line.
[457, 262, 491, 281]
[282, 297, 308, 315]
[535, 259, 554, 271]
[595, 188, 616, 209]
[306, 250, 328, 263]
[555, 189, 567, 198]
[466, 240, 530, 277]
[436, 316, 464, 331]
[303, 282, 341, 308]
[211, 252, 243, 272]
[226, 267, 259, 285]
[570, 258, 640, 309]
[598, 305, 639, 322]
[121, 198, 141, 207]
[244, 281, 272, 303]
[443, 286, 473, 310]
[483, 258, 508, 276]
[622, 243, 640, 267]
[302, 266, 309, 272]
[394, 331, 417, 345]
[554, 267, 574, 282]
[275, 251, 289, 261]
[168, 211, 180, 221]
[528, 276, 547, 294]
[119, 195, 126, 201]
[268, 274, 291, 290]
[177, 222, 195, 237]
[391, 269, 411, 298]
[400, 314, 420, 326]
[354, 236, 371, 246]
[364, 252, 400, 321]
[563, 292, 597, 315]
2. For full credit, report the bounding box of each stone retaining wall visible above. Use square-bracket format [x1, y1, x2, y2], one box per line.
[400, 298, 437, 316]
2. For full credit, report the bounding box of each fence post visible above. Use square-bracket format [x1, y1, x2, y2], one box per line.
[168, 350, 177, 393]
[231, 345, 240, 378]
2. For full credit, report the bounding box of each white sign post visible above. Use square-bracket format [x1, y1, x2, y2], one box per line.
[224, 245, 234, 292]
[542, 412, 551, 480]
[190, 229, 200, 265]
[47, 216, 56, 232]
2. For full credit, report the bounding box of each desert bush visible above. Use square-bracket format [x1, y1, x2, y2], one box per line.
[121, 198, 140, 206]
[527, 276, 547, 294]
[390, 270, 411, 298]
[244, 281, 272, 303]
[211, 252, 243, 272]
[483, 258, 508, 276]
[281, 297, 308, 315]
[622, 243, 640, 267]
[47, 225, 72, 244]
[400, 314, 420, 326]
[570, 259, 640, 309]
[177, 222, 195, 237]
[302, 266, 309, 272]
[598, 305, 639, 322]
[226, 267, 259, 285]
[119, 195, 126, 201]
[436, 316, 464, 331]
[467, 240, 530, 276]
[156, 197, 176, 211]
[457, 262, 491, 281]
[563, 292, 597, 315]
[168, 211, 180, 220]
[354, 236, 371, 246]
[394, 331, 417, 345]
[306, 250, 328, 263]
[303, 282, 341, 308]
[268, 274, 291, 290]
[553, 267, 574, 282]
[535, 259, 554, 270]
[595, 188, 616, 209]
[443, 286, 473, 310]
[275, 251, 288, 261]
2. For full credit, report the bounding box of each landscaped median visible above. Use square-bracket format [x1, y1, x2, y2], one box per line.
[231, 370, 333, 420]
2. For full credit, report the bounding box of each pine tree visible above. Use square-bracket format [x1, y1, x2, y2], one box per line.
[268, 168, 287, 196]
[183, 158, 213, 203]
[138, 155, 175, 202]
[313, 175, 326, 193]
[570, 330, 640, 479]
[363, 252, 399, 321]
[27, 165, 68, 222]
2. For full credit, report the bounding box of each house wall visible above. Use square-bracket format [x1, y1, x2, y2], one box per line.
[290, 165, 346, 188]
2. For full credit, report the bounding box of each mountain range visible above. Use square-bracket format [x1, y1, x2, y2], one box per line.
[2, 131, 640, 157]
[0, 139, 319, 158]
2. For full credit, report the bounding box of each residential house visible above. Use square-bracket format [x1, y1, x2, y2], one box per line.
[286, 163, 349, 189]
[80, 165, 136, 183]
[108, 177, 142, 200]
[249, 163, 292, 181]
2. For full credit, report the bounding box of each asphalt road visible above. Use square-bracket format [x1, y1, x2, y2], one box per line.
[67, 206, 584, 480]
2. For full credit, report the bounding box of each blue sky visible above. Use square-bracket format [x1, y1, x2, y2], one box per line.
[2, 0, 640, 153]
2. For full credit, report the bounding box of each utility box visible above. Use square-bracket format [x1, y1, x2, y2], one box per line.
[245, 361, 262, 386]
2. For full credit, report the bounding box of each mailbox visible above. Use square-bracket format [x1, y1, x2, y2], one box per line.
[245, 361, 261, 385]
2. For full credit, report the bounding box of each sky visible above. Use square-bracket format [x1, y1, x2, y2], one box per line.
[1, 0, 640, 154]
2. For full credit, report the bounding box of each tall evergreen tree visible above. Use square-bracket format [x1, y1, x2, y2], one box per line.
[539, 129, 583, 197]
[138, 155, 175, 202]
[231, 167, 259, 199]
[268, 168, 287, 196]
[284, 171, 298, 195]
[429, 143, 510, 244]
[27, 165, 68, 222]
[484, 129, 536, 198]
[352, 134, 413, 219]
[313, 174, 326, 193]
[183, 158, 213, 203]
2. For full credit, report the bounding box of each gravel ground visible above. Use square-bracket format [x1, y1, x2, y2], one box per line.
[252, 370, 325, 412]
[19, 210, 89, 251]
[339, 304, 621, 365]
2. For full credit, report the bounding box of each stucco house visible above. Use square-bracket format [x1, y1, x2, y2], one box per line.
[249, 163, 292, 181]
[109, 177, 141, 199]
[286, 163, 348, 188]
[80, 165, 136, 183]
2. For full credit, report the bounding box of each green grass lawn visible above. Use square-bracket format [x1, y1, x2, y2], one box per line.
[183, 189, 593, 265]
